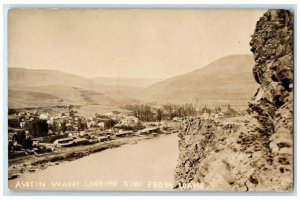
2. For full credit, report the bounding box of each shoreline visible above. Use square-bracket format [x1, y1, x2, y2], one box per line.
[8, 134, 158, 180]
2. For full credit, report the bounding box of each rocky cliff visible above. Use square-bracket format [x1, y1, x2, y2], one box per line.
[174, 9, 293, 192]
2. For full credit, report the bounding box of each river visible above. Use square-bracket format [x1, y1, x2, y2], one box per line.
[9, 133, 179, 191]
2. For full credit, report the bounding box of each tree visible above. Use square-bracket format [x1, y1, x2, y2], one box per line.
[156, 109, 163, 121]
[24, 119, 48, 137]
[68, 104, 74, 111]
[8, 118, 21, 128]
[22, 138, 33, 149]
[15, 130, 26, 145]
[61, 120, 67, 133]
[104, 119, 116, 129]
[69, 110, 75, 119]
[8, 108, 17, 115]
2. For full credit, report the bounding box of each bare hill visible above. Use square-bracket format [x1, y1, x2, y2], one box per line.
[8, 85, 117, 108]
[8, 68, 118, 108]
[143, 54, 258, 106]
[9, 68, 97, 89]
[8, 68, 141, 108]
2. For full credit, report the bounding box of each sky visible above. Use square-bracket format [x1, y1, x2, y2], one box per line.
[8, 9, 266, 79]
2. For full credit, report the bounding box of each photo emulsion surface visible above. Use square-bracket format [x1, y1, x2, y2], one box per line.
[7, 9, 294, 191]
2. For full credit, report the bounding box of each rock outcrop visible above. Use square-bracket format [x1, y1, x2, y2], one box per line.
[174, 9, 293, 192]
[249, 9, 293, 190]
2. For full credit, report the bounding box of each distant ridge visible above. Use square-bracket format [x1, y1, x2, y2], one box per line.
[91, 77, 161, 88]
[8, 68, 97, 88]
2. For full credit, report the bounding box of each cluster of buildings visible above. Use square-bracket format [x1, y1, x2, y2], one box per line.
[199, 104, 240, 120]
[8, 108, 166, 158]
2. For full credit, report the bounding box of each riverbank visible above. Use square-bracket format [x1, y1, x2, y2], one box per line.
[8, 134, 156, 180]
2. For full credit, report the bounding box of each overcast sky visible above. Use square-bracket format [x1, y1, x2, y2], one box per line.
[8, 9, 266, 79]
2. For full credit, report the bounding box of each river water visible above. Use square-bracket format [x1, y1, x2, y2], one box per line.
[9, 133, 179, 191]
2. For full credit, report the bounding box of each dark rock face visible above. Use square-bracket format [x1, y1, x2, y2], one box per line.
[249, 9, 293, 191]
[249, 10, 293, 132]
[174, 118, 219, 190]
[173, 10, 293, 191]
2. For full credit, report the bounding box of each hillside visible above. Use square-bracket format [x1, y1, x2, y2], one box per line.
[8, 85, 117, 108]
[8, 68, 118, 108]
[8, 68, 97, 89]
[142, 54, 258, 106]
[91, 77, 161, 88]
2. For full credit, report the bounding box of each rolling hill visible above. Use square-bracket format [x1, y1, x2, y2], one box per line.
[8, 68, 146, 108]
[141, 54, 259, 106]
[9, 68, 97, 89]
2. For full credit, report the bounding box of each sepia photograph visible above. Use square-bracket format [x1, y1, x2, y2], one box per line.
[6, 8, 294, 192]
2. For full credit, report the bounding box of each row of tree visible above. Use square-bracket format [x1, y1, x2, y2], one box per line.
[162, 104, 197, 118]
[123, 103, 239, 122]
[124, 104, 157, 121]
[122, 103, 198, 121]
